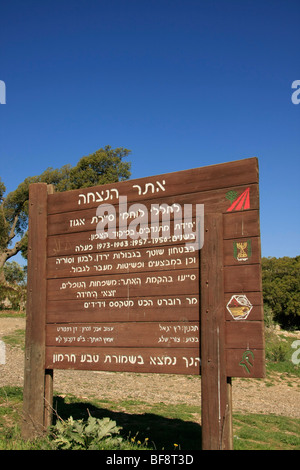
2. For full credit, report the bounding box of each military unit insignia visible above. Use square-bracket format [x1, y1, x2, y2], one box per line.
[226, 187, 250, 212]
[239, 350, 254, 374]
[233, 239, 252, 262]
[226, 294, 253, 320]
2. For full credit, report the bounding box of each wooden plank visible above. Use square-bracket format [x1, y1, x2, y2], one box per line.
[47, 244, 199, 279]
[225, 321, 264, 349]
[46, 187, 259, 259]
[47, 227, 199, 258]
[47, 198, 201, 236]
[224, 264, 262, 293]
[22, 184, 51, 438]
[45, 346, 201, 375]
[223, 237, 260, 266]
[201, 213, 231, 450]
[46, 322, 200, 348]
[226, 349, 265, 378]
[47, 295, 200, 323]
[47, 183, 259, 236]
[223, 210, 260, 240]
[47, 268, 199, 301]
[47, 157, 259, 214]
[225, 292, 263, 321]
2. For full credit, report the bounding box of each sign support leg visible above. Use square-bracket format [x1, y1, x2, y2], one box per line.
[200, 213, 233, 450]
[44, 369, 54, 429]
[22, 183, 54, 439]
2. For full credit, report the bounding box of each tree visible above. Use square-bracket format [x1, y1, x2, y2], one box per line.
[262, 256, 300, 329]
[0, 146, 131, 282]
[0, 261, 27, 311]
[3, 261, 27, 285]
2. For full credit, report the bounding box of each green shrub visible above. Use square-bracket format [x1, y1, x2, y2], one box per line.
[266, 335, 290, 362]
[264, 304, 275, 329]
[50, 416, 123, 450]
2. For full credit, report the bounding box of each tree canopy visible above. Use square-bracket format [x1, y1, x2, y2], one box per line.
[0, 146, 131, 281]
[262, 255, 300, 329]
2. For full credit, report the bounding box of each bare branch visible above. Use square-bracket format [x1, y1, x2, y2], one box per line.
[5, 233, 26, 261]
[8, 214, 19, 242]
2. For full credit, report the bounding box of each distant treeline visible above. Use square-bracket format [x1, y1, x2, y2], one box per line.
[262, 255, 300, 330]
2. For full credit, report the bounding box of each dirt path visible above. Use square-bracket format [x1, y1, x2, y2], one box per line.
[0, 317, 299, 419]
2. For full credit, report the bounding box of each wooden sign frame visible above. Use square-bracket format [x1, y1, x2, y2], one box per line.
[22, 157, 265, 449]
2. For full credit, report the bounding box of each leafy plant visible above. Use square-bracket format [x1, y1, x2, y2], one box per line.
[50, 415, 123, 450]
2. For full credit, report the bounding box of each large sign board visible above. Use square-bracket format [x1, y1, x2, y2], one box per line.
[22, 157, 265, 448]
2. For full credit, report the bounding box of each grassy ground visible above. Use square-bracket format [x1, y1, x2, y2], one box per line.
[0, 386, 299, 450]
[0, 311, 25, 319]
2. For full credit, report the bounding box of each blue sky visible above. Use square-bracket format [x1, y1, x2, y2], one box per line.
[0, 0, 299, 264]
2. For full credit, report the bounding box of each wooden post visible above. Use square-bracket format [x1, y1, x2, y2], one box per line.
[44, 369, 54, 429]
[201, 213, 232, 450]
[22, 183, 54, 439]
[224, 377, 233, 450]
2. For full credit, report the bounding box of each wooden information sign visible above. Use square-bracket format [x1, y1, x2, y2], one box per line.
[22, 157, 265, 449]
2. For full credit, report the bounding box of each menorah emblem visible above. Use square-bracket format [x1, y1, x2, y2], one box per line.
[236, 242, 248, 260]
[233, 239, 252, 262]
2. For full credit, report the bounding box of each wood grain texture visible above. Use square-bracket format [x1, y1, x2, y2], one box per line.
[223, 210, 260, 240]
[225, 321, 264, 349]
[47, 228, 199, 258]
[47, 268, 199, 301]
[200, 213, 230, 450]
[46, 322, 200, 348]
[45, 346, 201, 375]
[46, 295, 200, 323]
[226, 349, 265, 378]
[47, 158, 259, 214]
[47, 184, 259, 237]
[22, 184, 53, 438]
[224, 264, 262, 293]
[47, 244, 199, 279]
